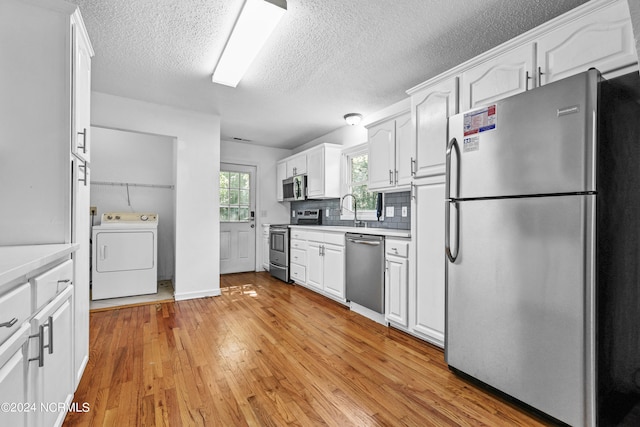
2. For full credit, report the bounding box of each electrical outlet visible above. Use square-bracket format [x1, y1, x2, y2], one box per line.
[402, 206, 407, 217]
[326, 209, 330, 217]
[386, 206, 395, 217]
[90, 206, 97, 215]
[292, 210, 296, 218]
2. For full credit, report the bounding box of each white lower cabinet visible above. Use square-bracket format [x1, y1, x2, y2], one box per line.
[0, 247, 78, 427]
[304, 231, 346, 301]
[262, 225, 270, 271]
[0, 324, 30, 427]
[385, 239, 409, 327]
[29, 286, 74, 427]
[411, 178, 446, 347]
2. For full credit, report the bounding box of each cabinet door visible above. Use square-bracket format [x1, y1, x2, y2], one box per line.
[306, 146, 324, 198]
[72, 159, 90, 387]
[276, 161, 286, 202]
[395, 112, 413, 186]
[368, 120, 396, 190]
[460, 44, 535, 111]
[537, 0, 637, 85]
[72, 17, 92, 163]
[413, 181, 445, 346]
[30, 287, 74, 427]
[322, 244, 345, 299]
[262, 234, 270, 270]
[306, 242, 323, 291]
[385, 255, 408, 327]
[287, 154, 307, 177]
[0, 325, 29, 427]
[412, 77, 458, 178]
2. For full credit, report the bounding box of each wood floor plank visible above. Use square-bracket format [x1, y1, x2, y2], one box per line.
[65, 272, 554, 426]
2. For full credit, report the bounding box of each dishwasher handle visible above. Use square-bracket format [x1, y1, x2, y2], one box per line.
[346, 238, 382, 246]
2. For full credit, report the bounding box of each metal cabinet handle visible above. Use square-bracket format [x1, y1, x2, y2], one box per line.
[410, 183, 416, 200]
[410, 157, 416, 176]
[525, 71, 532, 91]
[389, 170, 393, 184]
[538, 66, 545, 86]
[45, 316, 53, 354]
[395, 169, 398, 183]
[0, 318, 17, 328]
[28, 316, 52, 367]
[79, 163, 88, 187]
[77, 128, 87, 153]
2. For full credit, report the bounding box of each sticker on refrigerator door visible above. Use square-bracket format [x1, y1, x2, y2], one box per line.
[463, 135, 480, 152]
[463, 104, 497, 136]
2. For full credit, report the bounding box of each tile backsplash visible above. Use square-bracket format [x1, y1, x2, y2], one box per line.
[290, 191, 410, 230]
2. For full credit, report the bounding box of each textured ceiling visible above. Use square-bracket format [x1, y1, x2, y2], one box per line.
[69, 0, 588, 149]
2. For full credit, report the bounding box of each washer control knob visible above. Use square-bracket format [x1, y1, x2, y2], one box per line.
[107, 215, 113, 220]
[115, 215, 121, 220]
[140, 215, 148, 221]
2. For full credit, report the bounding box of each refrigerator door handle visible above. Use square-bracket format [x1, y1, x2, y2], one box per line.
[445, 137, 460, 200]
[445, 200, 459, 263]
[445, 137, 460, 262]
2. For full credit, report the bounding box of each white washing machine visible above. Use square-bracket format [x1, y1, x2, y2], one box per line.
[91, 212, 158, 300]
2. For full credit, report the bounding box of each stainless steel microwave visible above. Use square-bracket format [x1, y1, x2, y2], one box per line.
[283, 175, 306, 201]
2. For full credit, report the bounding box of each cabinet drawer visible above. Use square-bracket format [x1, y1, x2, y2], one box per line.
[31, 260, 73, 311]
[0, 283, 30, 346]
[306, 231, 324, 243]
[290, 263, 306, 283]
[290, 248, 306, 265]
[323, 232, 345, 246]
[290, 238, 307, 250]
[290, 229, 307, 240]
[386, 239, 409, 258]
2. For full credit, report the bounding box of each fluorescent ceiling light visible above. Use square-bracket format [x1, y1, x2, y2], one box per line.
[212, 0, 287, 87]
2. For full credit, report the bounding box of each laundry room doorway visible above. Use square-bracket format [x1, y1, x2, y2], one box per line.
[219, 163, 257, 274]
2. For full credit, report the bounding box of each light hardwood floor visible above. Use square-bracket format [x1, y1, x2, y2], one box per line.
[64, 272, 553, 426]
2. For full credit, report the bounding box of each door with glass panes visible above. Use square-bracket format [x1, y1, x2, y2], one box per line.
[219, 164, 256, 273]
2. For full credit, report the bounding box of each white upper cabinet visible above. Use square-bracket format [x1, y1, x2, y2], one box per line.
[368, 120, 396, 190]
[306, 144, 341, 199]
[277, 144, 341, 201]
[286, 154, 307, 177]
[459, 0, 637, 111]
[537, 0, 637, 85]
[460, 44, 535, 111]
[410, 77, 458, 178]
[276, 160, 286, 202]
[72, 11, 92, 163]
[368, 111, 411, 191]
[395, 113, 414, 186]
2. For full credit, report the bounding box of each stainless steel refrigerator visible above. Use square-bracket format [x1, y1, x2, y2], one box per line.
[445, 69, 640, 426]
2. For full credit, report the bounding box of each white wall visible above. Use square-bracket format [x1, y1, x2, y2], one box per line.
[91, 92, 221, 301]
[292, 97, 411, 154]
[221, 139, 292, 269]
[293, 124, 367, 153]
[90, 127, 175, 281]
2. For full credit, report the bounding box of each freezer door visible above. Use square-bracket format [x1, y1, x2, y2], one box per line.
[447, 70, 598, 199]
[445, 194, 595, 427]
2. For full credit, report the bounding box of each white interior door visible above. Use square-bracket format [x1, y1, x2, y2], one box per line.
[220, 164, 256, 274]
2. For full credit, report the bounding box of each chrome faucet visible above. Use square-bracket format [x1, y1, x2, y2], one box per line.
[341, 193, 362, 227]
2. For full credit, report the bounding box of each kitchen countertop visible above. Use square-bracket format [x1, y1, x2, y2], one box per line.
[0, 243, 79, 285]
[289, 225, 410, 239]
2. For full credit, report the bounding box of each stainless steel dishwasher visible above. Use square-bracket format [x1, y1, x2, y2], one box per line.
[345, 233, 385, 313]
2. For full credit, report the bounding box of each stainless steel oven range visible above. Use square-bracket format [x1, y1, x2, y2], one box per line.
[269, 224, 290, 282]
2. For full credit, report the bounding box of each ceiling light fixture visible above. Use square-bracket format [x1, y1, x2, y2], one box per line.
[344, 113, 363, 126]
[212, 0, 287, 88]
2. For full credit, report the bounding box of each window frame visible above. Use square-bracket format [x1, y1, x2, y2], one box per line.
[340, 142, 382, 222]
